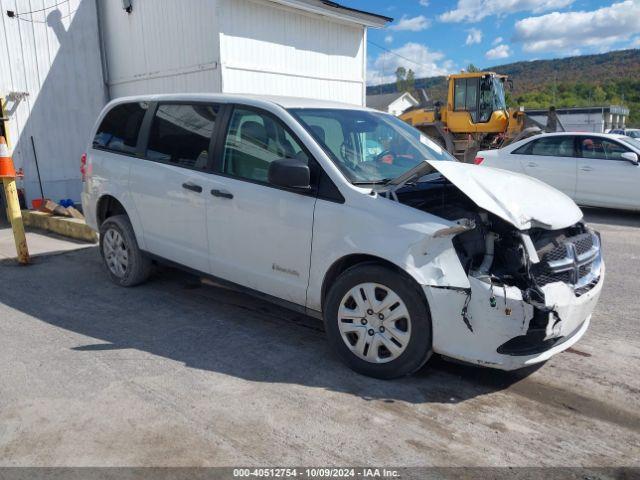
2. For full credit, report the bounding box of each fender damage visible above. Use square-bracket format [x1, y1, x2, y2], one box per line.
[382, 161, 604, 369]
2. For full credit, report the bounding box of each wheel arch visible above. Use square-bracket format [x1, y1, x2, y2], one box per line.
[321, 254, 427, 312]
[96, 194, 128, 228]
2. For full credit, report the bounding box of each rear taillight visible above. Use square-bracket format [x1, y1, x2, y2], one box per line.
[80, 153, 87, 181]
[474, 156, 484, 165]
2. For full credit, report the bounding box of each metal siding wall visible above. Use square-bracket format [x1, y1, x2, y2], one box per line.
[219, 0, 365, 105]
[0, 0, 107, 203]
[529, 113, 606, 133]
[100, 0, 222, 98]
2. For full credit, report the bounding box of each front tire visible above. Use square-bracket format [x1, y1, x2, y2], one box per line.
[99, 214, 151, 287]
[324, 264, 433, 379]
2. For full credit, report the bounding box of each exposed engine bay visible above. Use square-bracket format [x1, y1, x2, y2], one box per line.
[391, 175, 601, 293]
[384, 174, 603, 356]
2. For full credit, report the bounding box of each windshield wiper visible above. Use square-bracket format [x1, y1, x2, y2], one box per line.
[352, 178, 392, 186]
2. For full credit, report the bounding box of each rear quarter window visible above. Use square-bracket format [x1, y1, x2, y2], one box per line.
[93, 102, 148, 155]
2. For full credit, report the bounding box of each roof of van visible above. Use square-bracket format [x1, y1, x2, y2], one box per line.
[106, 93, 375, 111]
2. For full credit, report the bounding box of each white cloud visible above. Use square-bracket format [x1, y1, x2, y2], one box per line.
[485, 44, 512, 60]
[389, 15, 431, 31]
[632, 37, 640, 48]
[465, 28, 482, 45]
[384, 35, 394, 44]
[367, 42, 455, 85]
[513, 0, 640, 53]
[492, 36, 504, 45]
[439, 0, 574, 23]
[419, 0, 429, 6]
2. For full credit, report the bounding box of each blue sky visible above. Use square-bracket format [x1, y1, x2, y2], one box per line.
[343, 0, 640, 85]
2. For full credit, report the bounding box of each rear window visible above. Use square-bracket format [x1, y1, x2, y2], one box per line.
[514, 136, 576, 157]
[93, 102, 148, 154]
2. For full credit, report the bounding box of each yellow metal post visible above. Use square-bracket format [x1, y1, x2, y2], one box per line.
[0, 136, 29, 264]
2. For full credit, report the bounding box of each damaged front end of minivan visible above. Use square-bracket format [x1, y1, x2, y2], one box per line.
[383, 161, 604, 370]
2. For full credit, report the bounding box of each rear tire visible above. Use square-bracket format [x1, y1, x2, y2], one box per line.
[324, 264, 433, 379]
[99, 214, 151, 287]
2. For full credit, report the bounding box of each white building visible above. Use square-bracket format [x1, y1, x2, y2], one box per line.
[366, 92, 419, 116]
[0, 0, 107, 206]
[0, 0, 389, 205]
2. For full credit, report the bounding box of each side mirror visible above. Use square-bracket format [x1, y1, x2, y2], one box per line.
[268, 158, 311, 189]
[621, 152, 639, 165]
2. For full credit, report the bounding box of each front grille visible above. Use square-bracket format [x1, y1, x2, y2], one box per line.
[532, 231, 602, 295]
[574, 233, 594, 255]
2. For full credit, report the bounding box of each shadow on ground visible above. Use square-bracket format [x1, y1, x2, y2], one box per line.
[582, 207, 640, 228]
[0, 245, 545, 405]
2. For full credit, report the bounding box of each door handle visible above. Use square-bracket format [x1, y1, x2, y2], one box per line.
[211, 189, 234, 199]
[182, 182, 203, 193]
[527, 162, 538, 167]
[580, 166, 594, 172]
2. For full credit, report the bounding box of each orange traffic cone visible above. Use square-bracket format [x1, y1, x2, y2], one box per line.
[0, 136, 15, 178]
[0, 136, 29, 264]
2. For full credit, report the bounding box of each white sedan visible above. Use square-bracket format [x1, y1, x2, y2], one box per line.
[476, 132, 640, 211]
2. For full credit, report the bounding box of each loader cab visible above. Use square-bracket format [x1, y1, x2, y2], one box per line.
[451, 73, 507, 125]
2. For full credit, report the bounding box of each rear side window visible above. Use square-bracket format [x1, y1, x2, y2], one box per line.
[93, 102, 148, 154]
[146, 103, 219, 170]
[514, 136, 576, 157]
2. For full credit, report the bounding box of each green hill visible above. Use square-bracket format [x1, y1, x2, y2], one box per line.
[367, 49, 640, 127]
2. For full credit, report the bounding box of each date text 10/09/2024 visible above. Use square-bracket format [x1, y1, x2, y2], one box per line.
[232, 468, 400, 478]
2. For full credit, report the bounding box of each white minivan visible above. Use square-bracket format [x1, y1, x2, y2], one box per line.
[82, 94, 604, 378]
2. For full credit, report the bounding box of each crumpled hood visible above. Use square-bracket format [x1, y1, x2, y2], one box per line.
[425, 161, 583, 230]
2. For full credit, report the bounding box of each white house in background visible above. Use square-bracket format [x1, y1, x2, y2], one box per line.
[0, 0, 389, 205]
[366, 92, 419, 116]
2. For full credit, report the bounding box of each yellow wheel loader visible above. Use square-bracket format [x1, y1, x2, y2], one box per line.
[399, 72, 561, 162]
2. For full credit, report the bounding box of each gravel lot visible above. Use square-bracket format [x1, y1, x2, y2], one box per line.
[0, 208, 638, 468]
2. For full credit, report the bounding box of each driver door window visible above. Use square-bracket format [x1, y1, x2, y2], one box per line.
[579, 137, 630, 160]
[223, 108, 308, 183]
[478, 79, 493, 123]
[527, 136, 576, 157]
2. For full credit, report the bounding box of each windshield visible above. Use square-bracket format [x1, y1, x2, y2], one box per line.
[289, 108, 454, 184]
[627, 130, 640, 139]
[620, 137, 640, 151]
[477, 76, 507, 122]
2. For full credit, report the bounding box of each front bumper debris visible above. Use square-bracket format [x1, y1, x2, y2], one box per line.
[423, 262, 604, 370]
